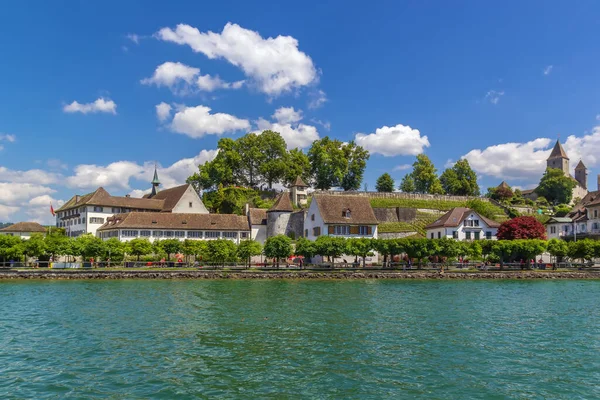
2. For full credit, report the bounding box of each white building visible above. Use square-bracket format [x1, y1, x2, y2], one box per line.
[545, 217, 576, 239]
[0, 222, 46, 239]
[55, 168, 208, 238]
[425, 207, 500, 240]
[247, 207, 267, 244]
[97, 212, 250, 244]
[304, 195, 378, 241]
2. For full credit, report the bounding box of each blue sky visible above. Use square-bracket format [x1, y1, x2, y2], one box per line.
[2, 1, 600, 223]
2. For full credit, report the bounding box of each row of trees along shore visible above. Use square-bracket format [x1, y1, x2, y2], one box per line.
[1, 230, 596, 269]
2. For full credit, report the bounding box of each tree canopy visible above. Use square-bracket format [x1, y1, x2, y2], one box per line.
[535, 168, 577, 205]
[308, 137, 370, 190]
[399, 174, 416, 193]
[403, 154, 445, 194]
[375, 173, 395, 192]
[263, 235, 293, 267]
[440, 159, 480, 196]
[497, 216, 547, 240]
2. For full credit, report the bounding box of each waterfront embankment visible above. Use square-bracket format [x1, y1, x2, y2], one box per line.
[1, 270, 600, 280]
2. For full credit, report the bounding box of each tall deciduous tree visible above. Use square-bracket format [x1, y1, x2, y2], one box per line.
[129, 238, 153, 261]
[308, 137, 369, 190]
[410, 154, 444, 194]
[535, 168, 577, 205]
[102, 237, 128, 262]
[440, 159, 480, 196]
[237, 240, 262, 267]
[285, 148, 312, 186]
[206, 239, 238, 267]
[375, 173, 395, 192]
[314, 236, 347, 265]
[258, 130, 288, 189]
[399, 174, 416, 193]
[22, 233, 47, 260]
[263, 235, 293, 267]
[341, 141, 370, 191]
[497, 216, 547, 240]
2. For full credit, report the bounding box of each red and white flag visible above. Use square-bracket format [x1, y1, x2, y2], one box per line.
[50, 203, 55, 217]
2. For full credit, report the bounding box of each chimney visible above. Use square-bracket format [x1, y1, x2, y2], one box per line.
[597, 174, 600, 191]
[75, 195, 80, 203]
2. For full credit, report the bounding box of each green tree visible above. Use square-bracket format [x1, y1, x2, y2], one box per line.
[401, 238, 432, 267]
[466, 199, 499, 220]
[258, 130, 288, 189]
[285, 148, 312, 186]
[314, 236, 347, 266]
[161, 238, 182, 261]
[399, 174, 416, 193]
[45, 232, 71, 261]
[346, 238, 374, 268]
[567, 239, 595, 264]
[547, 238, 569, 264]
[22, 234, 47, 261]
[375, 173, 395, 192]
[436, 238, 460, 261]
[181, 239, 207, 263]
[411, 154, 443, 194]
[73, 234, 105, 260]
[340, 141, 370, 191]
[439, 159, 480, 196]
[535, 168, 577, 205]
[0, 235, 23, 263]
[294, 237, 316, 263]
[308, 137, 369, 190]
[206, 239, 238, 267]
[237, 240, 262, 267]
[129, 238, 153, 261]
[102, 238, 128, 263]
[237, 132, 263, 187]
[263, 235, 293, 268]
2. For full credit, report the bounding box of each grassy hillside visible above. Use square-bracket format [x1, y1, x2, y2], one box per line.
[378, 211, 441, 235]
[370, 198, 467, 210]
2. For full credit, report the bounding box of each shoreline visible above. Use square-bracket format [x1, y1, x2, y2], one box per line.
[1, 270, 600, 280]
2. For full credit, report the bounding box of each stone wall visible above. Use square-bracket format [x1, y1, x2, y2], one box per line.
[288, 210, 306, 239]
[267, 212, 290, 237]
[373, 207, 417, 223]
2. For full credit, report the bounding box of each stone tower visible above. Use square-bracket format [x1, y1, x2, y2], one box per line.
[575, 160, 587, 190]
[266, 192, 294, 238]
[546, 139, 569, 176]
[290, 176, 308, 207]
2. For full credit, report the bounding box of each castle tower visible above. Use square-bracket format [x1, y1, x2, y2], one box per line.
[266, 192, 293, 238]
[546, 139, 569, 176]
[575, 160, 588, 190]
[290, 176, 308, 207]
[151, 165, 161, 197]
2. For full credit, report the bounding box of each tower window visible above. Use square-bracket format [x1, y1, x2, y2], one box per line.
[189, 202, 193, 208]
[342, 209, 351, 218]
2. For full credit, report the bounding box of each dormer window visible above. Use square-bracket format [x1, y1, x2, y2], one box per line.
[342, 208, 351, 218]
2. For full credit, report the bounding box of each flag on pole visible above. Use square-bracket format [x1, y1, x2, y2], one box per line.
[50, 203, 55, 216]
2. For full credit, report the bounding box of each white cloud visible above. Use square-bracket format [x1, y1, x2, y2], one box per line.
[141, 62, 199, 89]
[310, 119, 331, 131]
[462, 138, 552, 181]
[485, 90, 504, 105]
[272, 106, 302, 124]
[63, 97, 117, 114]
[0, 167, 62, 185]
[26, 195, 65, 225]
[156, 102, 172, 122]
[354, 124, 430, 157]
[393, 164, 411, 171]
[168, 105, 250, 138]
[46, 159, 68, 170]
[151, 149, 218, 188]
[543, 65, 553, 76]
[0, 204, 20, 221]
[129, 189, 150, 198]
[66, 161, 145, 190]
[563, 126, 600, 168]
[156, 23, 318, 96]
[0, 183, 55, 205]
[308, 90, 327, 109]
[256, 108, 319, 149]
[196, 74, 244, 91]
[595, 114, 600, 121]
[127, 33, 140, 44]
[0, 134, 16, 143]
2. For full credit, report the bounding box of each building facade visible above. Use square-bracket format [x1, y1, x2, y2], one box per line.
[0, 222, 46, 239]
[425, 207, 500, 241]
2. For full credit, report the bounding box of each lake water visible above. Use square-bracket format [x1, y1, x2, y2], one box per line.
[0, 279, 599, 399]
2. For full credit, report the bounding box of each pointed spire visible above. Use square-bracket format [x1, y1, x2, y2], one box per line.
[267, 192, 293, 213]
[575, 160, 587, 170]
[547, 139, 569, 160]
[151, 164, 160, 196]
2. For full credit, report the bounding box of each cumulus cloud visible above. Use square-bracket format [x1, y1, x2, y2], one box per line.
[0, 183, 55, 205]
[485, 90, 504, 105]
[308, 89, 327, 109]
[141, 62, 199, 89]
[0, 167, 62, 185]
[156, 102, 172, 122]
[563, 125, 600, 167]
[393, 164, 411, 171]
[168, 105, 250, 138]
[26, 195, 65, 224]
[63, 97, 117, 114]
[156, 23, 317, 96]
[126, 33, 141, 44]
[0, 134, 16, 143]
[272, 107, 302, 124]
[255, 107, 318, 149]
[196, 74, 244, 92]
[354, 124, 430, 157]
[543, 65, 553, 76]
[0, 204, 20, 221]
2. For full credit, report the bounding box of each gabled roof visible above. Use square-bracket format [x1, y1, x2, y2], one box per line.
[291, 176, 308, 187]
[575, 160, 587, 170]
[547, 140, 569, 160]
[497, 181, 511, 189]
[425, 207, 501, 229]
[313, 195, 378, 225]
[147, 184, 190, 212]
[268, 192, 294, 213]
[0, 222, 46, 233]
[98, 212, 250, 231]
[248, 208, 267, 225]
[546, 217, 573, 224]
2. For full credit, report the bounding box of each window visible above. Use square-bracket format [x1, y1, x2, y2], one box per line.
[90, 217, 104, 224]
[474, 231, 480, 240]
[550, 226, 556, 234]
[464, 220, 479, 227]
[188, 231, 202, 238]
[334, 225, 350, 235]
[313, 227, 321, 237]
[437, 232, 441, 239]
[153, 231, 163, 238]
[486, 231, 492, 239]
[311, 214, 315, 221]
[342, 209, 351, 218]
[473, 220, 480, 227]
[431, 233, 434, 239]
[122, 230, 138, 237]
[94, 206, 103, 212]
[223, 231, 237, 238]
[164, 231, 174, 237]
[189, 202, 193, 208]
[465, 231, 472, 240]
[174, 231, 185, 238]
[453, 231, 458, 239]
[140, 230, 151, 237]
[240, 232, 248, 239]
[112, 207, 119, 213]
[359, 226, 370, 235]
[205, 231, 220, 238]
[305, 229, 308, 237]
[595, 210, 598, 218]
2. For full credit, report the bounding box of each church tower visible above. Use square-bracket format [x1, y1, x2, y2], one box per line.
[575, 160, 588, 190]
[151, 165, 161, 197]
[546, 139, 569, 176]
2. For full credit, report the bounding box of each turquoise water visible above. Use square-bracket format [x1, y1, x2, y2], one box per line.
[1, 280, 599, 399]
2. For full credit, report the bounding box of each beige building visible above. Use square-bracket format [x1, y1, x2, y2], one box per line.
[0, 222, 46, 239]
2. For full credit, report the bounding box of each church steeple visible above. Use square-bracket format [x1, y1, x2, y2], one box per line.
[151, 165, 161, 196]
